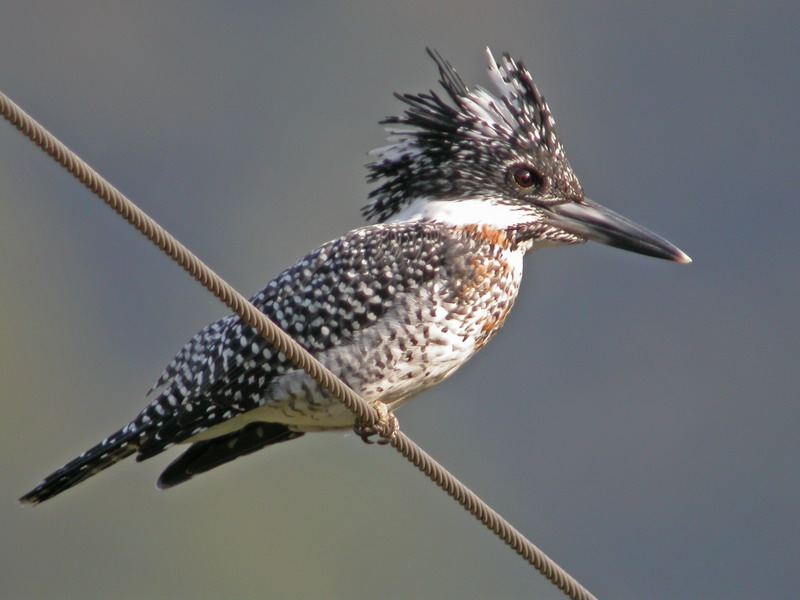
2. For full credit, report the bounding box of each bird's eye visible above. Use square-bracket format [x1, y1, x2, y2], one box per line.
[509, 165, 543, 190]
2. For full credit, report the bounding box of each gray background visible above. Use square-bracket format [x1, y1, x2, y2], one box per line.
[1, 2, 797, 599]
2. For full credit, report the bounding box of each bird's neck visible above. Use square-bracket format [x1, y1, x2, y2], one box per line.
[387, 197, 531, 229]
[387, 197, 537, 253]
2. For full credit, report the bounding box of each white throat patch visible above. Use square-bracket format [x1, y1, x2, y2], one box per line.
[388, 197, 538, 229]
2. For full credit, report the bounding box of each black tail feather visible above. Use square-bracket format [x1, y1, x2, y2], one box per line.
[20, 432, 139, 505]
[157, 422, 303, 489]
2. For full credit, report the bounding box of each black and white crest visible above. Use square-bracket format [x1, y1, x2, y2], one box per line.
[364, 48, 584, 223]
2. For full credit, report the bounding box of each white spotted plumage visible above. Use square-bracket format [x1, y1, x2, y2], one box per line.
[21, 48, 688, 504]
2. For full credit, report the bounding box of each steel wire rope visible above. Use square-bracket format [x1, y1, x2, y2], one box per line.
[1, 90, 597, 600]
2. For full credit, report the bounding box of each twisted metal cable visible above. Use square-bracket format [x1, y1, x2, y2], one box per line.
[391, 431, 595, 599]
[1, 90, 597, 600]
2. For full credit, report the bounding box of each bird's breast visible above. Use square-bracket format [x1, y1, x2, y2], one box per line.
[237, 223, 527, 429]
[292, 226, 525, 415]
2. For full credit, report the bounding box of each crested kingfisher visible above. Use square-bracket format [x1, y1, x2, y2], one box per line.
[21, 49, 689, 504]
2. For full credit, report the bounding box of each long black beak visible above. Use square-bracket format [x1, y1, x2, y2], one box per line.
[547, 198, 691, 263]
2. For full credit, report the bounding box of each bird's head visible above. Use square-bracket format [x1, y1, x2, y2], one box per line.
[364, 48, 690, 263]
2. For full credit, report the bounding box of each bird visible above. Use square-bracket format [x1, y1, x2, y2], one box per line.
[20, 48, 689, 505]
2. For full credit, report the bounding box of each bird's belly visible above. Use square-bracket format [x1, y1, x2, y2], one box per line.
[191, 248, 524, 441]
[274, 316, 480, 428]
[188, 315, 482, 440]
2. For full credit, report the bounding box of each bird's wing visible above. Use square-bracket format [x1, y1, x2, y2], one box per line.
[134, 221, 459, 459]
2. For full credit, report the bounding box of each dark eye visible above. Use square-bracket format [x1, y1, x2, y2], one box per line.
[509, 165, 543, 190]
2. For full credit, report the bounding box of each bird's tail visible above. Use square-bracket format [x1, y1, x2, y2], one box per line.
[19, 431, 138, 505]
[156, 422, 303, 489]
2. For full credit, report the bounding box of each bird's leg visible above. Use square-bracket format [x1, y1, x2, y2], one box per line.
[354, 402, 399, 445]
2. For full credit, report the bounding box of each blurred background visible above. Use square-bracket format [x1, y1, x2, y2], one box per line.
[1, 2, 798, 599]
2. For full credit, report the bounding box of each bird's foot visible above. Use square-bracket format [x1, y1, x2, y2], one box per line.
[354, 402, 399, 445]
